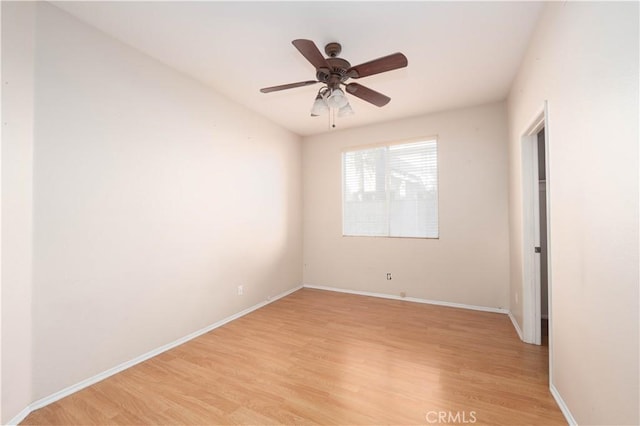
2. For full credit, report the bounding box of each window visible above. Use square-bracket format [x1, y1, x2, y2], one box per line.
[342, 139, 438, 238]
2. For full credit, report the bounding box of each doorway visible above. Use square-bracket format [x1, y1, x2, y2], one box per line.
[520, 104, 551, 347]
[537, 128, 549, 345]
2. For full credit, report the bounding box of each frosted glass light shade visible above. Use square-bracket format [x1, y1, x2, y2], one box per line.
[327, 88, 348, 109]
[310, 94, 328, 116]
[338, 103, 354, 117]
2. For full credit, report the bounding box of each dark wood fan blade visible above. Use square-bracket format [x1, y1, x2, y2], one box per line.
[347, 53, 408, 78]
[345, 83, 391, 107]
[292, 39, 331, 70]
[260, 80, 319, 93]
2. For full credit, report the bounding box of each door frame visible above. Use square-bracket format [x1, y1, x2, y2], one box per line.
[520, 101, 552, 348]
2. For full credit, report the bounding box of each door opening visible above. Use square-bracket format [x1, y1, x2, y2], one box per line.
[537, 128, 549, 346]
[520, 103, 551, 348]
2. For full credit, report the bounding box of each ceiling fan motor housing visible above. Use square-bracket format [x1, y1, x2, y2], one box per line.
[316, 56, 351, 89]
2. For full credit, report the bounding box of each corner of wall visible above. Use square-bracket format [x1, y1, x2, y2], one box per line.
[1, 1, 36, 423]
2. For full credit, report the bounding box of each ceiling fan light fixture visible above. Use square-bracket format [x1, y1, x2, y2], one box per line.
[338, 103, 354, 117]
[310, 92, 329, 116]
[327, 88, 349, 109]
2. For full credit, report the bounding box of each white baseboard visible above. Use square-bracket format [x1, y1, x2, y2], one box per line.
[302, 284, 509, 314]
[550, 383, 577, 425]
[6, 406, 32, 426]
[5, 285, 303, 426]
[508, 311, 524, 341]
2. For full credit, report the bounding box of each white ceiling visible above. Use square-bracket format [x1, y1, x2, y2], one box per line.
[51, 1, 543, 136]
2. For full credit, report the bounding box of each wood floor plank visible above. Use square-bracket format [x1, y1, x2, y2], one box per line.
[21, 288, 566, 425]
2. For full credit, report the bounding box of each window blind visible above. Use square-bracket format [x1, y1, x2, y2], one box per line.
[343, 140, 438, 238]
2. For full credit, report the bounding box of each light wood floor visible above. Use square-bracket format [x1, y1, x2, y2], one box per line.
[22, 288, 566, 425]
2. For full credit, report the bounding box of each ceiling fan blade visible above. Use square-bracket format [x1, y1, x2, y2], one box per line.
[345, 83, 391, 107]
[292, 39, 331, 70]
[347, 53, 408, 79]
[260, 80, 319, 93]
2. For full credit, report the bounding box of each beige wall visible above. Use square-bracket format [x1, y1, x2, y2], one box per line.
[2, 2, 302, 419]
[1, 2, 35, 422]
[303, 102, 510, 309]
[507, 2, 639, 424]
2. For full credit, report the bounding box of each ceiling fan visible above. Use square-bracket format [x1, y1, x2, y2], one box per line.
[260, 39, 408, 118]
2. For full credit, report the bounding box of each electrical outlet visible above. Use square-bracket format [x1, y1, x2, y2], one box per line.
[386, 272, 392, 280]
[237, 285, 243, 296]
